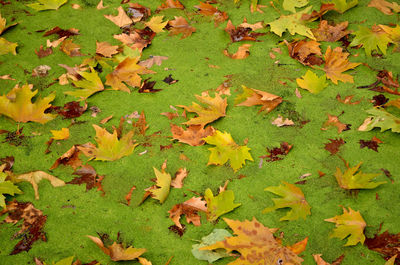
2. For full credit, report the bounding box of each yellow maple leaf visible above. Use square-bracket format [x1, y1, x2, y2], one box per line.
[0, 37, 18, 55]
[323, 46, 361, 84]
[17, 171, 65, 200]
[65, 67, 104, 100]
[0, 13, 17, 36]
[79, 124, 137, 161]
[201, 217, 304, 264]
[148, 167, 171, 203]
[51, 128, 70, 140]
[177, 92, 227, 127]
[325, 206, 366, 246]
[296, 70, 328, 93]
[0, 84, 56, 124]
[145, 16, 168, 33]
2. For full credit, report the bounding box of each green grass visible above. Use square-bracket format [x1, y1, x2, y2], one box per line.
[1, 0, 400, 264]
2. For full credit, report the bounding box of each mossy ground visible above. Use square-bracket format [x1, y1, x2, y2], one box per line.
[1, 0, 400, 264]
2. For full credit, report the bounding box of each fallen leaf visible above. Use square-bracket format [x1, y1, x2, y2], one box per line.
[46, 36, 67, 48]
[379, 25, 400, 52]
[66, 165, 105, 195]
[372, 94, 389, 106]
[145, 16, 168, 33]
[204, 130, 253, 172]
[50, 145, 83, 170]
[132, 111, 149, 136]
[223, 44, 251, 59]
[157, 0, 184, 10]
[205, 188, 241, 221]
[323, 46, 361, 84]
[350, 25, 391, 56]
[285, 39, 323, 66]
[17, 171, 65, 200]
[225, 20, 264, 43]
[263, 181, 311, 221]
[100, 115, 113, 124]
[0, 74, 16, 80]
[195, 2, 228, 24]
[192, 229, 232, 263]
[239, 17, 264, 31]
[324, 138, 345, 155]
[368, 0, 400, 15]
[365, 231, 400, 262]
[0, 84, 56, 124]
[235, 85, 282, 113]
[171, 168, 188, 188]
[65, 67, 104, 100]
[50, 127, 69, 140]
[163, 74, 178, 85]
[321, 113, 350, 133]
[335, 161, 385, 190]
[145, 167, 171, 204]
[27, 0, 67, 11]
[313, 254, 345, 265]
[104, 6, 132, 28]
[359, 136, 382, 152]
[56, 101, 87, 118]
[97, 0, 107, 9]
[60, 39, 83, 57]
[35, 45, 53, 58]
[96, 41, 119, 58]
[260, 142, 293, 162]
[358, 108, 400, 133]
[385, 255, 398, 265]
[336, 94, 362, 104]
[127, 3, 151, 22]
[301, 3, 335, 20]
[138, 56, 168, 68]
[283, 0, 309, 13]
[312, 20, 351, 42]
[71, 3, 81, 9]
[167, 16, 196, 39]
[170, 124, 215, 146]
[201, 217, 304, 264]
[323, 0, 358, 13]
[32, 65, 51, 77]
[0, 37, 18, 55]
[169, 196, 207, 228]
[0, 171, 22, 209]
[43, 26, 79, 38]
[325, 206, 366, 246]
[271, 115, 295, 127]
[125, 185, 136, 206]
[0, 12, 18, 35]
[296, 70, 328, 94]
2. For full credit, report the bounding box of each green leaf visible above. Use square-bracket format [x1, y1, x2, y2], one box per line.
[150, 167, 171, 204]
[0, 37, 17, 55]
[283, 0, 308, 13]
[296, 70, 328, 94]
[322, 0, 358, 13]
[263, 181, 311, 221]
[358, 108, 400, 133]
[204, 188, 241, 221]
[0, 172, 22, 209]
[335, 162, 386, 190]
[192, 229, 232, 263]
[268, 7, 315, 39]
[66, 67, 104, 100]
[350, 26, 391, 57]
[204, 130, 253, 172]
[27, 0, 68, 11]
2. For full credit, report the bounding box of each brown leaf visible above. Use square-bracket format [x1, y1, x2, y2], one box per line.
[377, 70, 399, 88]
[0, 74, 16, 80]
[236, 86, 283, 113]
[223, 44, 251, 59]
[366, 231, 400, 262]
[323, 46, 361, 84]
[260, 142, 293, 162]
[97, 0, 108, 9]
[161, 112, 179, 120]
[0, 155, 14, 171]
[157, 0, 184, 10]
[163, 74, 178, 85]
[301, 4, 335, 21]
[132, 111, 148, 136]
[138, 56, 168, 68]
[324, 138, 345, 155]
[1, 201, 47, 255]
[35, 45, 53, 58]
[46, 36, 67, 48]
[43, 26, 79, 38]
[104, 6, 132, 27]
[168, 197, 207, 228]
[239, 17, 264, 31]
[171, 168, 188, 188]
[194, 2, 228, 24]
[368, 0, 400, 15]
[372, 94, 389, 106]
[285, 39, 323, 66]
[321, 114, 351, 133]
[96, 41, 119, 58]
[50, 145, 83, 170]
[60, 39, 83, 57]
[167, 16, 196, 39]
[66, 165, 105, 196]
[225, 20, 265, 43]
[57, 101, 87, 118]
[336, 94, 362, 105]
[359, 136, 382, 152]
[313, 254, 345, 265]
[170, 124, 215, 146]
[138, 78, 160, 93]
[312, 20, 351, 42]
[17, 171, 65, 200]
[127, 3, 151, 22]
[100, 115, 113, 124]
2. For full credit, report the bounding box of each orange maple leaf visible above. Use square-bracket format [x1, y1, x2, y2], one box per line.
[323, 46, 361, 84]
[170, 124, 215, 146]
[168, 16, 196, 39]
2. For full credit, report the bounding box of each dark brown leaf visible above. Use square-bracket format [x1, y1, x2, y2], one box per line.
[138, 78, 161, 93]
[66, 165, 105, 196]
[359, 136, 382, 152]
[377, 70, 399, 88]
[372, 94, 389, 107]
[43, 26, 79, 38]
[50, 145, 83, 170]
[3, 127, 25, 146]
[0, 156, 14, 171]
[324, 138, 345, 155]
[132, 111, 148, 136]
[260, 142, 293, 162]
[160, 144, 173, 150]
[311, 20, 350, 42]
[285, 40, 324, 66]
[224, 20, 265, 43]
[381, 168, 394, 183]
[168, 224, 186, 237]
[35, 46, 53, 58]
[163, 74, 178, 85]
[365, 231, 400, 263]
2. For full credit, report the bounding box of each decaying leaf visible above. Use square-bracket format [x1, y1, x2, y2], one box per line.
[223, 44, 251, 59]
[235, 85, 282, 113]
[204, 130, 253, 172]
[358, 108, 400, 133]
[60, 39, 83, 57]
[195, 2, 228, 24]
[171, 168, 188, 188]
[239, 18, 264, 31]
[324, 138, 345, 155]
[169, 196, 207, 228]
[167, 16, 196, 39]
[335, 161, 386, 190]
[27, 0, 67, 11]
[263, 181, 311, 221]
[285, 39, 324, 66]
[323, 46, 361, 84]
[87, 235, 146, 261]
[35, 45, 53, 58]
[157, 0, 184, 10]
[170, 124, 215, 146]
[17, 171, 65, 200]
[205, 188, 241, 221]
[336, 94, 362, 105]
[201, 217, 305, 264]
[325, 206, 366, 246]
[359, 136, 382, 152]
[271, 115, 294, 127]
[138, 56, 168, 68]
[0, 84, 56, 124]
[260, 142, 293, 162]
[192, 229, 232, 263]
[351, 25, 391, 56]
[224, 20, 265, 43]
[104, 6, 132, 28]
[66, 165, 105, 196]
[365, 231, 400, 262]
[296, 70, 328, 94]
[50, 145, 83, 170]
[312, 20, 351, 42]
[1, 200, 47, 254]
[96, 41, 119, 58]
[321, 113, 351, 133]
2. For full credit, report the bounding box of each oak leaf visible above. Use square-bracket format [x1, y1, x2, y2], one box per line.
[322, 0, 358, 13]
[335, 161, 385, 190]
[350, 25, 391, 56]
[17, 171, 65, 200]
[192, 229, 232, 263]
[0, 84, 56, 124]
[201, 217, 304, 264]
[27, 0, 67, 11]
[96, 41, 119, 58]
[358, 108, 400, 133]
[323, 46, 361, 84]
[235, 85, 282, 113]
[167, 16, 196, 39]
[223, 44, 251, 59]
[168, 196, 207, 228]
[0, 37, 17, 55]
[104, 6, 132, 27]
[204, 130, 253, 172]
[368, 0, 400, 15]
[66, 67, 104, 100]
[205, 188, 241, 221]
[177, 92, 227, 127]
[312, 20, 351, 42]
[297, 70, 328, 94]
[170, 124, 215, 146]
[144, 16, 168, 33]
[325, 206, 366, 246]
[87, 235, 146, 261]
[263, 181, 311, 221]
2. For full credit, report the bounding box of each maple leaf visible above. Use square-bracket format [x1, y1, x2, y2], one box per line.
[27, 0, 67, 11]
[65, 67, 104, 100]
[268, 7, 315, 39]
[335, 161, 386, 190]
[170, 124, 215, 146]
[171, 168, 188, 188]
[260, 142, 293, 162]
[138, 56, 168, 68]
[66, 165, 105, 195]
[147, 167, 171, 203]
[235, 85, 282, 113]
[325, 206, 366, 246]
[104, 6, 132, 28]
[167, 16, 196, 39]
[17, 171, 65, 200]
[157, 0, 184, 10]
[145, 16, 168, 33]
[322, 0, 358, 13]
[365, 231, 400, 262]
[368, 0, 400, 15]
[263, 181, 311, 221]
[1, 200, 47, 254]
[224, 20, 265, 43]
[169, 196, 207, 228]
[195, 2, 228, 24]
[0, 37, 17, 55]
[324, 138, 345, 155]
[297, 70, 328, 94]
[350, 26, 391, 56]
[0, 84, 56, 124]
[312, 20, 351, 42]
[358, 108, 400, 133]
[380, 24, 400, 52]
[336, 94, 361, 105]
[323, 46, 361, 84]
[96, 41, 119, 58]
[50, 145, 83, 170]
[359, 136, 382, 152]
[313, 254, 345, 265]
[205, 188, 241, 221]
[87, 235, 146, 261]
[60, 39, 83, 57]
[321, 113, 350, 133]
[192, 229, 232, 263]
[50, 128, 69, 140]
[201, 217, 304, 264]
[204, 130, 253, 172]
[79, 124, 137, 161]
[223, 44, 252, 59]
[283, 0, 308, 13]
[177, 92, 227, 127]
[0, 171, 22, 208]
[285, 39, 324, 66]
[35, 45, 53, 59]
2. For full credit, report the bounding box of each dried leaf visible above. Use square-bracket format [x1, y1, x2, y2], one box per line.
[260, 142, 293, 162]
[321, 113, 350, 133]
[235, 85, 282, 113]
[35, 45, 53, 58]
[66, 165, 105, 195]
[170, 124, 215, 146]
[171, 168, 188, 188]
[359, 136, 382, 152]
[368, 0, 400, 15]
[60, 39, 83, 57]
[157, 0, 184, 10]
[365, 231, 400, 262]
[313, 254, 345, 265]
[271, 115, 294, 127]
[167, 16, 196, 39]
[225, 20, 264, 43]
[96, 41, 119, 58]
[223, 44, 251, 59]
[324, 138, 345, 155]
[169, 196, 207, 228]
[138, 56, 168, 68]
[50, 145, 83, 170]
[323, 46, 361, 84]
[104, 6, 132, 27]
[336, 94, 362, 105]
[286, 39, 323, 66]
[17, 171, 65, 200]
[312, 20, 351, 42]
[195, 2, 228, 24]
